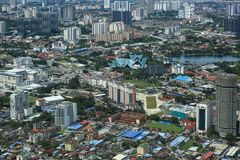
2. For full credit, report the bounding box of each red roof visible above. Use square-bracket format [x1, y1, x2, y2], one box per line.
[180, 119, 192, 123]
[80, 120, 89, 125]
[202, 151, 214, 160]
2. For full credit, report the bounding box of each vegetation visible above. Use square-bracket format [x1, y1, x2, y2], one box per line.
[147, 122, 183, 134]
[68, 76, 80, 89]
[181, 139, 196, 150]
[146, 96, 157, 109]
[124, 79, 155, 89]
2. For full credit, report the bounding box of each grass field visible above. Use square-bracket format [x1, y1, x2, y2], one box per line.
[181, 139, 195, 150]
[124, 80, 155, 89]
[147, 122, 183, 134]
[146, 96, 157, 109]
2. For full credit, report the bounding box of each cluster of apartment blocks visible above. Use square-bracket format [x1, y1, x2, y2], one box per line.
[84, 74, 136, 106]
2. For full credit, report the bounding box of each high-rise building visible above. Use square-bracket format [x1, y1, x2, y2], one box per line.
[108, 81, 136, 106]
[215, 74, 238, 137]
[10, 0, 17, 9]
[112, 11, 132, 25]
[112, 1, 130, 11]
[22, 0, 27, 5]
[60, 5, 75, 21]
[132, 7, 146, 21]
[55, 101, 77, 128]
[224, 15, 240, 37]
[63, 27, 81, 44]
[178, 3, 195, 19]
[154, 0, 180, 12]
[31, 12, 59, 36]
[226, 3, 240, 16]
[17, 18, 26, 37]
[104, 0, 111, 9]
[10, 90, 29, 121]
[0, 21, 6, 34]
[92, 22, 109, 35]
[109, 21, 125, 33]
[196, 100, 213, 134]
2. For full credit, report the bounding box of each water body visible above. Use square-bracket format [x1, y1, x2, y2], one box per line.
[172, 55, 240, 65]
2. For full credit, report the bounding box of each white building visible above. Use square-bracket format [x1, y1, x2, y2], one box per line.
[92, 22, 109, 35]
[10, 90, 29, 121]
[55, 101, 77, 128]
[154, 0, 181, 12]
[52, 41, 67, 52]
[171, 63, 184, 74]
[196, 100, 213, 134]
[104, 0, 111, 9]
[13, 57, 33, 68]
[165, 25, 181, 35]
[178, 3, 195, 19]
[0, 21, 6, 34]
[108, 81, 136, 106]
[63, 27, 81, 44]
[109, 21, 125, 33]
[132, 7, 146, 21]
[111, 1, 130, 11]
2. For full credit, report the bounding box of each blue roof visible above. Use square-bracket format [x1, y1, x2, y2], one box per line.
[119, 129, 149, 140]
[121, 129, 143, 138]
[89, 139, 104, 146]
[67, 123, 83, 130]
[170, 136, 186, 147]
[174, 75, 193, 83]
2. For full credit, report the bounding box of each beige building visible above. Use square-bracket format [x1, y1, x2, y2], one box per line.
[137, 143, 149, 155]
[108, 81, 136, 106]
[94, 31, 133, 42]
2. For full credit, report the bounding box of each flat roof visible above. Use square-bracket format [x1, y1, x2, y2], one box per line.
[113, 154, 127, 160]
[44, 95, 65, 102]
[226, 146, 240, 157]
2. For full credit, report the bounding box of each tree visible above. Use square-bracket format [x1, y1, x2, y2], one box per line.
[68, 76, 80, 89]
[225, 133, 237, 144]
[149, 114, 160, 121]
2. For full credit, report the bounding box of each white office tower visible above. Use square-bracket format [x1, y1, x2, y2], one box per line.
[178, 3, 195, 19]
[112, 1, 130, 11]
[22, 0, 27, 5]
[63, 27, 81, 44]
[132, 7, 145, 21]
[154, 0, 181, 12]
[92, 22, 109, 35]
[10, 0, 17, 9]
[196, 101, 213, 134]
[55, 101, 77, 128]
[24, 9, 32, 18]
[171, 63, 184, 74]
[0, 21, 6, 34]
[109, 21, 125, 33]
[10, 90, 29, 121]
[104, 0, 111, 9]
[226, 3, 240, 16]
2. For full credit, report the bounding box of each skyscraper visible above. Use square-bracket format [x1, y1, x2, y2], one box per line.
[112, 11, 132, 25]
[196, 100, 213, 134]
[0, 21, 6, 34]
[55, 101, 77, 129]
[224, 15, 240, 37]
[60, 5, 75, 21]
[112, 1, 130, 11]
[63, 27, 81, 44]
[10, 90, 29, 121]
[104, 0, 111, 9]
[92, 22, 109, 35]
[215, 74, 238, 137]
[31, 12, 59, 36]
[108, 81, 136, 106]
